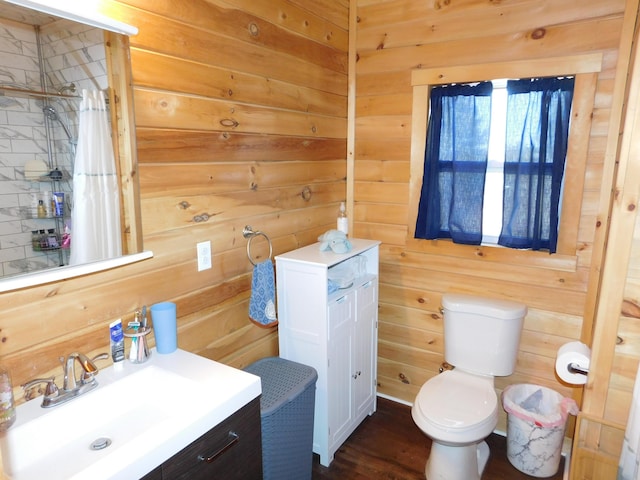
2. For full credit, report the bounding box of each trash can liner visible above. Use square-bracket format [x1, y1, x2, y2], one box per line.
[502, 383, 578, 477]
[502, 384, 579, 428]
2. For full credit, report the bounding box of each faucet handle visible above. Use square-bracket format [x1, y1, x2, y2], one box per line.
[90, 352, 109, 364]
[80, 352, 109, 384]
[22, 376, 58, 401]
[80, 372, 95, 384]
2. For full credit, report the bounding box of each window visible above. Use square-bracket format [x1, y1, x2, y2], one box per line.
[407, 55, 602, 262]
[415, 77, 575, 253]
[484, 80, 508, 243]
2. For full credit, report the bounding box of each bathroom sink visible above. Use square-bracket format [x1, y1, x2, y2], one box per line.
[0, 349, 261, 480]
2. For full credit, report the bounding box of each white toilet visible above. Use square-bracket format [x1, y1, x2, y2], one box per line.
[411, 294, 527, 480]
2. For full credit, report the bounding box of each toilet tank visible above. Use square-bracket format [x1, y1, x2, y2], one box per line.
[442, 294, 527, 377]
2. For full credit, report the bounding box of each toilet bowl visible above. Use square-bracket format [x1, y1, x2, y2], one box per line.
[412, 370, 498, 480]
[411, 294, 527, 480]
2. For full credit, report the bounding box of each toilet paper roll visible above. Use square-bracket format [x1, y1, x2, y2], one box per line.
[555, 341, 591, 385]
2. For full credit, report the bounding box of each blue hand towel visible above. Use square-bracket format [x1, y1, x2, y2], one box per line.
[249, 259, 278, 327]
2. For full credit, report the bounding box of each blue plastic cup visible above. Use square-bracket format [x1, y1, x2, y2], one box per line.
[151, 302, 177, 354]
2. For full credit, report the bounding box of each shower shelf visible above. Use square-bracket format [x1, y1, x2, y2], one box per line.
[28, 214, 63, 220]
[35, 172, 70, 182]
[32, 246, 60, 252]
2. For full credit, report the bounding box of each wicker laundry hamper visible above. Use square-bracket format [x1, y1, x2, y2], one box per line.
[245, 356, 317, 480]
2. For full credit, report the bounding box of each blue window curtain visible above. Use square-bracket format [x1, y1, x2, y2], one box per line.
[415, 82, 493, 244]
[498, 77, 574, 253]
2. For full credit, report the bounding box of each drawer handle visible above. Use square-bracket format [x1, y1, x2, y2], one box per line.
[197, 431, 239, 464]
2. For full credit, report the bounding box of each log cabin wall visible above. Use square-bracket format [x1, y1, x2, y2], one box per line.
[352, 0, 638, 447]
[1, 0, 640, 478]
[571, 4, 640, 476]
[0, 0, 349, 405]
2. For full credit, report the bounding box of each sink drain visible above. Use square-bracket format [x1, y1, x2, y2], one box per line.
[90, 437, 112, 451]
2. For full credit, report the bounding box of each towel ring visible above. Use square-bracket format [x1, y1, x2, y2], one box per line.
[243, 225, 273, 266]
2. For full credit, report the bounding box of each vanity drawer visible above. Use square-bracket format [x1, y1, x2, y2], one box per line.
[142, 397, 262, 480]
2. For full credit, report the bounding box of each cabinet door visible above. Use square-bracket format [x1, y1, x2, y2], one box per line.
[327, 291, 354, 446]
[140, 466, 162, 480]
[354, 279, 377, 419]
[155, 398, 262, 480]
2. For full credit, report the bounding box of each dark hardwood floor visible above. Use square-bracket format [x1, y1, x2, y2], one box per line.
[312, 397, 565, 480]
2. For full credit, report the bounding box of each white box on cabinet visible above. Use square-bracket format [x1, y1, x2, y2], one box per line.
[275, 239, 380, 467]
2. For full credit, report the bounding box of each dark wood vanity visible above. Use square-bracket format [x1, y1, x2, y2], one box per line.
[141, 397, 262, 479]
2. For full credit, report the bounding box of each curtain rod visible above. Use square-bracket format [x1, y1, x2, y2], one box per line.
[0, 85, 79, 100]
[0, 85, 110, 104]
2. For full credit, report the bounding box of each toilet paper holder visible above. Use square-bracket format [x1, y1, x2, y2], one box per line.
[568, 362, 589, 376]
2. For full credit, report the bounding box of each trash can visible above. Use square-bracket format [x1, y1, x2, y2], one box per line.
[245, 357, 317, 480]
[502, 384, 579, 477]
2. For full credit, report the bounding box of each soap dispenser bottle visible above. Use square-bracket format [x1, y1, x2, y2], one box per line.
[0, 366, 16, 431]
[37, 199, 46, 218]
[337, 201, 348, 235]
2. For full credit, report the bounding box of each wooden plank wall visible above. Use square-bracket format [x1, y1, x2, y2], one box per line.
[0, 0, 349, 404]
[571, 4, 640, 476]
[352, 0, 636, 438]
[1, 1, 639, 477]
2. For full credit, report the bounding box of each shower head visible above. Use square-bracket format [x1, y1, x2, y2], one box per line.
[43, 105, 58, 120]
[43, 105, 73, 141]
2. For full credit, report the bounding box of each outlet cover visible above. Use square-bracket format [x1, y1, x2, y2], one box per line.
[197, 241, 212, 271]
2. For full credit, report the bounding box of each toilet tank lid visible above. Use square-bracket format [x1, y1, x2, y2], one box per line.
[442, 294, 527, 319]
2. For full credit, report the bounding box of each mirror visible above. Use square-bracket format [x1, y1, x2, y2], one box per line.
[0, 2, 149, 292]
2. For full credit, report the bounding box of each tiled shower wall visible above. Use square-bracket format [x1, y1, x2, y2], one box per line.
[0, 16, 106, 278]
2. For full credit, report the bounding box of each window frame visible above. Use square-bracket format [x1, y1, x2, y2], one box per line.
[406, 54, 602, 271]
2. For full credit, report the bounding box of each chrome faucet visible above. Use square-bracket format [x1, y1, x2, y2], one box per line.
[63, 352, 98, 390]
[22, 352, 108, 408]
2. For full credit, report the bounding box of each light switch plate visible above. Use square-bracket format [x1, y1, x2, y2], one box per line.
[197, 241, 212, 271]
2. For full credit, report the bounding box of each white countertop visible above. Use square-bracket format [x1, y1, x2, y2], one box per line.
[275, 238, 380, 267]
[0, 349, 261, 480]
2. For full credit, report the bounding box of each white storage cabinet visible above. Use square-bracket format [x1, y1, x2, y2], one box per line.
[275, 239, 380, 467]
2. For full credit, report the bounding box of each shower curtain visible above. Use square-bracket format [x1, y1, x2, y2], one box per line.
[619, 362, 640, 479]
[69, 89, 122, 265]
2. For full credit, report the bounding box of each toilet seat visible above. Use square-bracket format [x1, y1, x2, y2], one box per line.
[412, 369, 498, 444]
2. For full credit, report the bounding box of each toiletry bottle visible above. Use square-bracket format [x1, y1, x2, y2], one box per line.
[31, 230, 40, 250]
[52, 192, 64, 217]
[37, 199, 46, 218]
[110, 319, 125, 368]
[39, 230, 47, 250]
[47, 229, 59, 249]
[337, 201, 348, 235]
[42, 191, 51, 216]
[61, 224, 71, 249]
[0, 366, 16, 431]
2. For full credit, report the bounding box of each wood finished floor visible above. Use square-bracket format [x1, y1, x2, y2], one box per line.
[312, 397, 565, 480]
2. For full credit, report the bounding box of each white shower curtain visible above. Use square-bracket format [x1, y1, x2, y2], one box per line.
[619, 361, 640, 479]
[69, 89, 122, 265]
